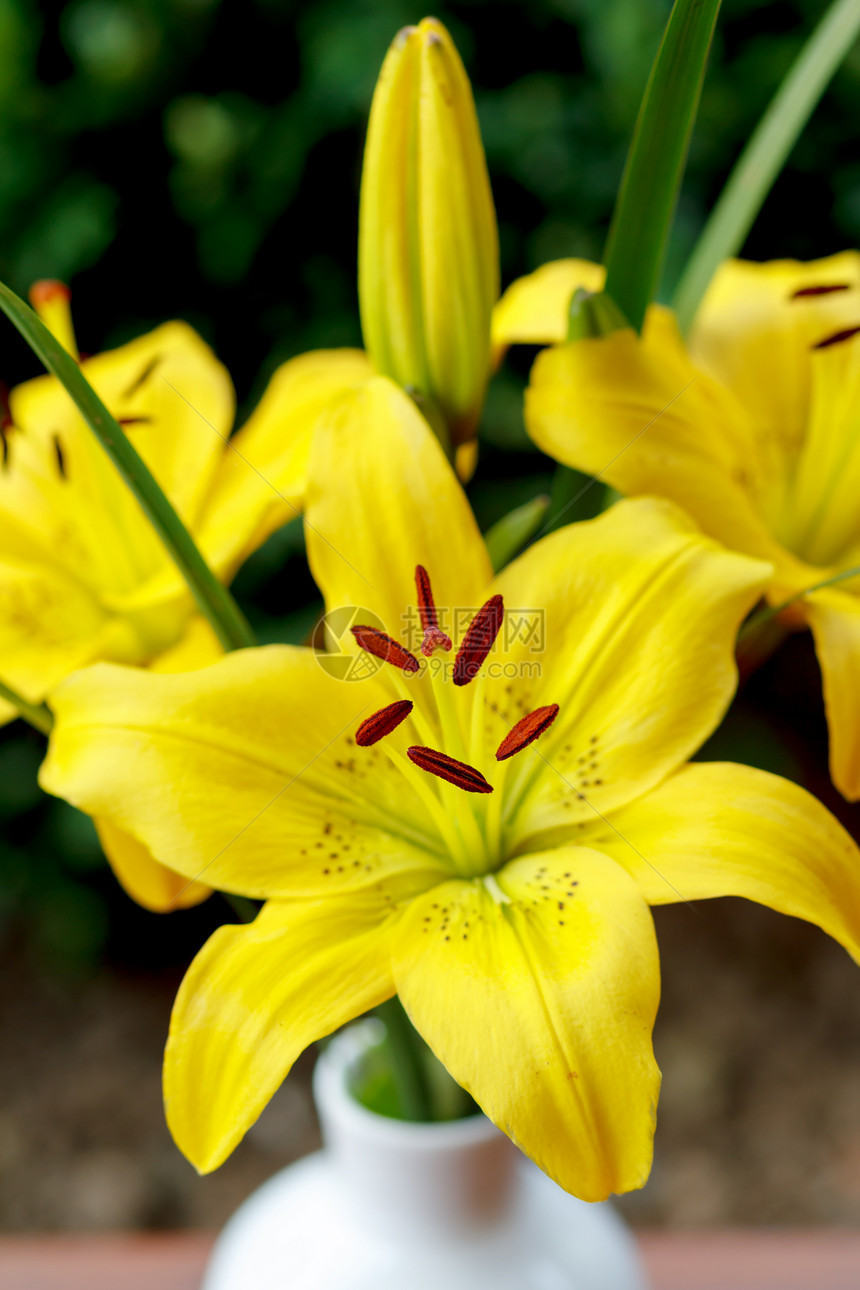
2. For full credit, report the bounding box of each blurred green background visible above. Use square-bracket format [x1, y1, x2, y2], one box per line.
[1, 0, 858, 971]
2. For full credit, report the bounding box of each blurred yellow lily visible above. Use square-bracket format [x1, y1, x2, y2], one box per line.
[1, 281, 367, 908]
[514, 252, 860, 800]
[40, 376, 860, 1199]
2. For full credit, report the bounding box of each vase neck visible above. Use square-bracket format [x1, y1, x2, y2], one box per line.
[314, 1026, 519, 1238]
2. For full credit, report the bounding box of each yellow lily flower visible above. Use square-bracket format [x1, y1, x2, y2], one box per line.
[514, 252, 860, 799]
[359, 17, 498, 447]
[39, 376, 860, 1199]
[1, 281, 368, 908]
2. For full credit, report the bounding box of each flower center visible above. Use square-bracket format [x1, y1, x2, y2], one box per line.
[349, 565, 558, 876]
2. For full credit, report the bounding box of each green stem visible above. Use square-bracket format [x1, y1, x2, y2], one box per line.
[674, 0, 860, 334]
[0, 280, 255, 653]
[373, 997, 434, 1122]
[738, 560, 860, 643]
[603, 0, 722, 333]
[0, 679, 54, 735]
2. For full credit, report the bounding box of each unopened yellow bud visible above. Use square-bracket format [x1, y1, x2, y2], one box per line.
[359, 17, 499, 447]
[29, 280, 78, 360]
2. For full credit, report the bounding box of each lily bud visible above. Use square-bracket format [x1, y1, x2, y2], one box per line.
[29, 280, 78, 360]
[359, 17, 499, 447]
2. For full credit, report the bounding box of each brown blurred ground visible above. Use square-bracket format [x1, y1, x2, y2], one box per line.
[1, 894, 859, 1232]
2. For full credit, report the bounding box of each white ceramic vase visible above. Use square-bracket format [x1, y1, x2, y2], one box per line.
[204, 1022, 648, 1290]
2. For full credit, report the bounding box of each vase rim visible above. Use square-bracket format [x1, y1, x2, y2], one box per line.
[314, 1020, 501, 1152]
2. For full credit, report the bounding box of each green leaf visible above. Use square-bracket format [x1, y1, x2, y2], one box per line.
[0, 279, 255, 652]
[602, 0, 722, 333]
[738, 560, 860, 643]
[484, 494, 550, 571]
[673, 0, 860, 334]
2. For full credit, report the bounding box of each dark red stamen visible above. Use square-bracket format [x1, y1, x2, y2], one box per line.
[792, 283, 851, 298]
[53, 434, 67, 480]
[421, 626, 452, 656]
[407, 746, 494, 794]
[415, 564, 439, 632]
[351, 626, 420, 673]
[356, 700, 413, 747]
[496, 704, 560, 761]
[453, 594, 504, 687]
[812, 325, 860, 350]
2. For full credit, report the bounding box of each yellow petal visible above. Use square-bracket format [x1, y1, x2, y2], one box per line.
[782, 337, 860, 566]
[148, 615, 223, 673]
[491, 258, 605, 360]
[0, 413, 112, 588]
[40, 646, 453, 899]
[689, 253, 860, 473]
[90, 616, 222, 913]
[95, 818, 210, 912]
[393, 847, 661, 1200]
[804, 588, 860, 800]
[0, 558, 110, 704]
[525, 308, 811, 584]
[195, 348, 373, 580]
[489, 497, 771, 844]
[305, 375, 492, 650]
[455, 437, 479, 484]
[589, 761, 860, 962]
[165, 892, 399, 1172]
[9, 322, 234, 598]
[30, 280, 78, 359]
[0, 417, 195, 655]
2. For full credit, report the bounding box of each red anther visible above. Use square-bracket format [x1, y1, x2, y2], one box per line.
[792, 283, 851, 298]
[496, 704, 560, 761]
[29, 280, 71, 308]
[407, 746, 494, 794]
[351, 625, 420, 673]
[421, 626, 452, 657]
[415, 565, 439, 632]
[812, 325, 860, 350]
[453, 594, 504, 687]
[356, 700, 413, 747]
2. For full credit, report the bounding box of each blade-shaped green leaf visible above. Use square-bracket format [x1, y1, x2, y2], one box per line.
[674, 0, 860, 334]
[485, 494, 550, 571]
[0, 280, 255, 652]
[603, 0, 722, 333]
